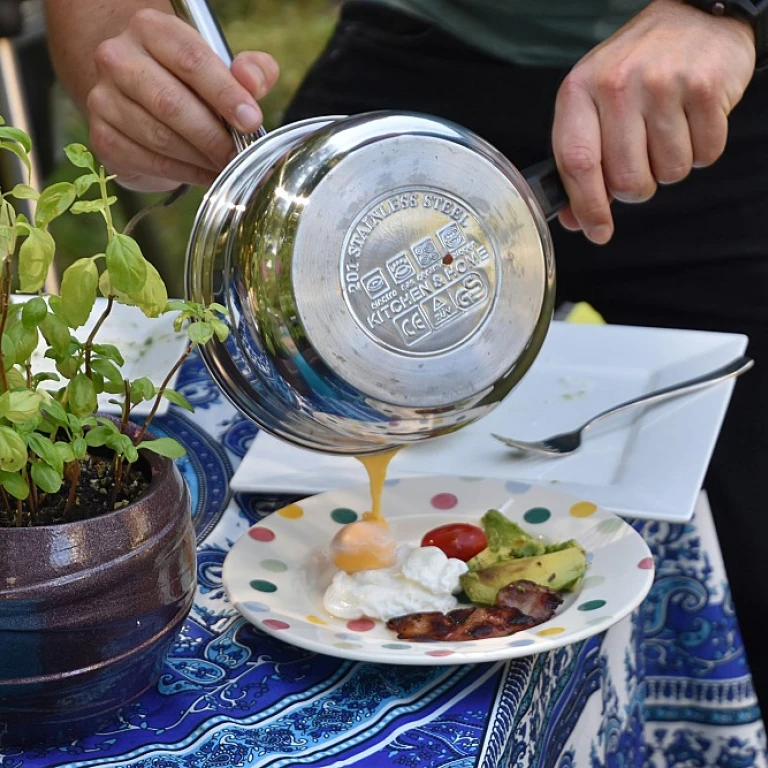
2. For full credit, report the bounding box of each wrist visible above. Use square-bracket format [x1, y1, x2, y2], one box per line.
[684, 0, 767, 67]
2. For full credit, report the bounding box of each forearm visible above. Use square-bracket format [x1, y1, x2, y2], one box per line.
[44, 0, 174, 111]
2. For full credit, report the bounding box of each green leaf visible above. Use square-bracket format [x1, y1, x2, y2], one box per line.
[127, 259, 168, 318]
[18, 227, 55, 293]
[54, 441, 76, 464]
[92, 344, 125, 366]
[41, 397, 68, 427]
[91, 358, 122, 389]
[130, 377, 155, 404]
[106, 233, 147, 295]
[64, 143, 95, 170]
[0, 469, 29, 500]
[71, 198, 111, 215]
[166, 300, 191, 312]
[0, 140, 30, 175]
[1, 334, 16, 370]
[35, 182, 76, 228]
[39, 313, 71, 357]
[5, 368, 25, 390]
[21, 296, 47, 329]
[84, 424, 116, 447]
[90, 371, 105, 395]
[60, 257, 99, 329]
[11, 184, 39, 201]
[0, 126, 31, 152]
[0, 426, 27, 472]
[161, 389, 194, 412]
[73, 436, 86, 459]
[26, 432, 63, 474]
[33, 372, 60, 387]
[208, 302, 229, 316]
[137, 437, 186, 459]
[68, 374, 97, 417]
[31, 461, 62, 494]
[74, 173, 100, 197]
[7, 323, 39, 363]
[5, 390, 42, 424]
[55, 357, 79, 380]
[210, 318, 229, 342]
[188, 321, 213, 345]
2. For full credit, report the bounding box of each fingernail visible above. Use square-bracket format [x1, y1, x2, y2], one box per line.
[234, 103, 262, 132]
[590, 225, 612, 244]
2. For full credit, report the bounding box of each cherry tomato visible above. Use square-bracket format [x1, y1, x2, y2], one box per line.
[421, 523, 487, 561]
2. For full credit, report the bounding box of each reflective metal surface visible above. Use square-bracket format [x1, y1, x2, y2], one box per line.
[178, 0, 558, 455]
[186, 113, 555, 454]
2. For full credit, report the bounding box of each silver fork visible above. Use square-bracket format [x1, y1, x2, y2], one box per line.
[491, 355, 754, 457]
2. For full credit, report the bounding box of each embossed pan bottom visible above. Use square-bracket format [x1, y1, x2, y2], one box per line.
[186, 112, 556, 455]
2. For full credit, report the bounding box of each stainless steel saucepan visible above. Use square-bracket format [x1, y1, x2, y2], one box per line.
[174, 0, 568, 455]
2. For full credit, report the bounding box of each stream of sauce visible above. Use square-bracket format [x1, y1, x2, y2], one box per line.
[355, 448, 400, 524]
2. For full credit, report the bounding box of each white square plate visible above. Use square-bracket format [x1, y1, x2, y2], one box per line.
[229, 322, 748, 522]
[26, 297, 188, 417]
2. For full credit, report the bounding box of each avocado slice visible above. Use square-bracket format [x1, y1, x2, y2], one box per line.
[466, 509, 546, 570]
[460, 546, 588, 606]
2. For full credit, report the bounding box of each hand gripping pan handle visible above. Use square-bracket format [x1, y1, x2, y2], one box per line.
[169, 0, 266, 151]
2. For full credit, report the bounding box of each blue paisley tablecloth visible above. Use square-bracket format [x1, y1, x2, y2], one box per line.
[1, 349, 766, 768]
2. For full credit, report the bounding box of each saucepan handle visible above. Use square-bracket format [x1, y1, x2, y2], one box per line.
[169, 0, 265, 150]
[522, 158, 568, 221]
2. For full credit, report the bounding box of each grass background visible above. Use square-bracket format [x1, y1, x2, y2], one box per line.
[48, 0, 340, 297]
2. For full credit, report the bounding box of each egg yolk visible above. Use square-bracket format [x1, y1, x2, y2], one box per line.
[330, 520, 397, 573]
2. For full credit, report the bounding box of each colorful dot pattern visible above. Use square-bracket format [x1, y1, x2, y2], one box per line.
[523, 507, 551, 524]
[331, 508, 358, 524]
[231, 479, 654, 663]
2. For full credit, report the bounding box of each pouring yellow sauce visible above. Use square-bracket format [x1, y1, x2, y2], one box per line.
[356, 448, 400, 525]
[329, 448, 401, 573]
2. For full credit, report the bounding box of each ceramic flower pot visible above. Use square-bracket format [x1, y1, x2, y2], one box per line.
[0, 438, 196, 746]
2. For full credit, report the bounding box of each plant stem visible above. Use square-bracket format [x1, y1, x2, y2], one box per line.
[84, 295, 114, 376]
[0, 487, 11, 517]
[120, 378, 131, 434]
[134, 343, 192, 443]
[27, 464, 38, 523]
[15, 498, 22, 527]
[98, 167, 115, 237]
[0, 257, 12, 392]
[110, 379, 132, 507]
[64, 461, 80, 518]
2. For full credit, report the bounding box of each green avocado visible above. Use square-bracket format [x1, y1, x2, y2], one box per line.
[460, 546, 588, 606]
[466, 509, 546, 570]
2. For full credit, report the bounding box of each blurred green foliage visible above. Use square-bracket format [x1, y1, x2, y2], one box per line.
[50, 0, 339, 297]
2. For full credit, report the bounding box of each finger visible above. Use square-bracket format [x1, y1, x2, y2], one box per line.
[596, 76, 656, 203]
[90, 117, 218, 189]
[136, 10, 266, 134]
[95, 36, 235, 168]
[641, 70, 694, 185]
[114, 173, 183, 194]
[685, 86, 729, 168]
[232, 51, 280, 100]
[645, 105, 693, 184]
[557, 206, 582, 231]
[553, 78, 614, 244]
[87, 83, 220, 172]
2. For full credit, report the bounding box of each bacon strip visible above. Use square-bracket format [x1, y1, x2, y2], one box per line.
[385, 580, 563, 642]
[496, 579, 563, 620]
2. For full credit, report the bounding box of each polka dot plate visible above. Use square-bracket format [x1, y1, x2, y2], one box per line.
[223, 477, 654, 664]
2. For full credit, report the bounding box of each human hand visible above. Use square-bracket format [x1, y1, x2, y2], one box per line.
[552, 0, 755, 244]
[87, 8, 279, 192]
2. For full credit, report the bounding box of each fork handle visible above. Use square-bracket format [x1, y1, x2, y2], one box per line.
[581, 354, 754, 432]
